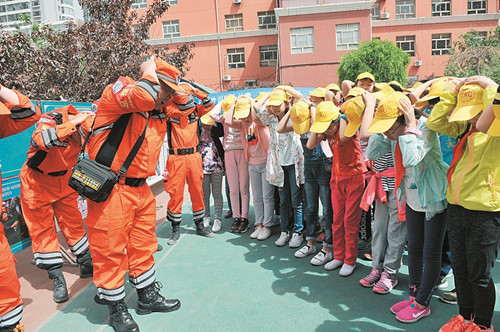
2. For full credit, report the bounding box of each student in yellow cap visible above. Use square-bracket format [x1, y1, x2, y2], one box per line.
[355, 90, 408, 296]
[342, 72, 376, 99]
[256, 87, 305, 248]
[225, 95, 274, 240]
[326, 83, 342, 106]
[198, 112, 225, 232]
[308, 87, 327, 106]
[367, 91, 449, 324]
[427, 76, 500, 332]
[307, 101, 367, 277]
[279, 98, 334, 266]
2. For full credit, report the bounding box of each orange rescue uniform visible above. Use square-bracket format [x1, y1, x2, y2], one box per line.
[164, 84, 214, 225]
[20, 105, 90, 274]
[85, 74, 167, 303]
[0, 88, 41, 329]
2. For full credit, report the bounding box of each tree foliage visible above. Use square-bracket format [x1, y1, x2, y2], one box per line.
[337, 39, 410, 86]
[444, 28, 500, 83]
[0, 0, 194, 101]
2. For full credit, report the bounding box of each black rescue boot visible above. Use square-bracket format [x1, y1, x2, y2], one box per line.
[194, 220, 215, 238]
[0, 322, 24, 332]
[108, 300, 139, 332]
[48, 268, 68, 303]
[136, 281, 181, 315]
[76, 249, 93, 279]
[167, 222, 180, 246]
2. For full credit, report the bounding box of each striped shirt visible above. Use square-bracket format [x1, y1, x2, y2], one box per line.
[372, 151, 395, 192]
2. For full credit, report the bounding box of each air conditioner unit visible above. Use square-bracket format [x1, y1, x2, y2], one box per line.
[380, 12, 390, 19]
[222, 75, 232, 81]
[414, 60, 423, 67]
[233, 0, 241, 4]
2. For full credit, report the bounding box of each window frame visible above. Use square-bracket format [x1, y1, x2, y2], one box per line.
[162, 19, 180, 38]
[257, 11, 276, 29]
[336, 23, 360, 51]
[431, 0, 451, 16]
[467, 0, 487, 14]
[432, 33, 451, 55]
[225, 13, 243, 32]
[259, 45, 278, 67]
[395, 0, 416, 19]
[227, 47, 246, 69]
[396, 35, 416, 56]
[290, 27, 314, 54]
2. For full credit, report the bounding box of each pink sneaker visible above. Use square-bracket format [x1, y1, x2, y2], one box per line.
[373, 272, 398, 294]
[359, 268, 381, 287]
[396, 303, 431, 323]
[390, 296, 414, 314]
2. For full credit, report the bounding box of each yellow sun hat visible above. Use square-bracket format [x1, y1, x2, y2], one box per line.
[200, 112, 215, 126]
[310, 101, 340, 133]
[356, 72, 375, 82]
[233, 98, 251, 119]
[309, 87, 327, 99]
[221, 95, 237, 113]
[325, 83, 340, 92]
[290, 100, 311, 134]
[368, 92, 408, 133]
[254, 92, 268, 102]
[266, 89, 288, 107]
[345, 87, 366, 100]
[342, 95, 366, 138]
[372, 83, 396, 100]
[449, 84, 485, 122]
[414, 80, 456, 107]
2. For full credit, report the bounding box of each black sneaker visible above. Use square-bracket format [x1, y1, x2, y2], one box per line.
[230, 218, 241, 233]
[440, 289, 457, 305]
[237, 218, 249, 233]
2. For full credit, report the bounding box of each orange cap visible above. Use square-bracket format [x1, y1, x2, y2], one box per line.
[155, 58, 185, 93]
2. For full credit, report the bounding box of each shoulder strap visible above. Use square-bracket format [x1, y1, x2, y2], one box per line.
[95, 113, 132, 166]
[117, 116, 149, 177]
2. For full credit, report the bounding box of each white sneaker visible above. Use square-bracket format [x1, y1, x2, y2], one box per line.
[257, 227, 272, 240]
[339, 263, 356, 277]
[203, 216, 211, 228]
[250, 226, 263, 239]
[310, 250, 332, 266]
[288, 233, 303, 248]
[275, 231, 290, 247]
[212, 219, 222, 233]
[294, 244, 316, 258]
[324, 259, 343, 271]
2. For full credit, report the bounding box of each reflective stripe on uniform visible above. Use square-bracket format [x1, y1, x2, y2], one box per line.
[137, 79, 160, 100]
[41, 127, 66, 148]
[176, 96, 196, 111]
[0, 304, 23, 328]
[167, 210, 182, 223]
[70, 233, 89, 256]
[34, 252, 63, 267]
[97, 285, 125, 302]
[92, 123, 114, 137]
[203, 97, 214, 108]
[129, 264, 156, 289]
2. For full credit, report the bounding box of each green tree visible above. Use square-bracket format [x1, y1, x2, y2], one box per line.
[337, 39, 410, 86]
[444, 28, 500, 83]
[0, 0, 194, 101]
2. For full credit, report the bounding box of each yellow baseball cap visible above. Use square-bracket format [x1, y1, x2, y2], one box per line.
[276, 85, 297, 99]
[222, 95, 237, 112]
[356, 72, 375, 82]
[342, 96, 366, 138]
[290, 100, 311, 134]
[266, 89, 288, 107]
[233, 98, 251, 119]
[326, 83, 340, 92]
[372, 83, 395, 100]
[487, 104, 500, 136]
[254, 92, 268, 101]
[310, 101, 340, 133]
[200, 112, 215, 126]
[345, 87, 366, 100]
[310, 87, 327, 99]
[368, 92, 407, 133]
[414, 80, 456, 107]
[449, 84, 485, 122]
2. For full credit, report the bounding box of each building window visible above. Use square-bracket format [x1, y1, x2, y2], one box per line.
[258, 11, 276, 29]
[371, 3, 380, 20]
[225, 13, 243, 32]
[396, 0, 415, 19]
[396, 35, 416, 56]
[336, 23, 360, 51]
[131, 0, 147, 9]
[162, 20, 180, 38]
[432, 33, 451, 55]
[468, 0, 487, 14]
[290, 27, 314, 54]
[227, 48, 245, 69]
[259, 45, 278, 67]
[431, 0, 451, 16]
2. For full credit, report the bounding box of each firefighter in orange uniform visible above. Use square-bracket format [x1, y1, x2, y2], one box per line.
[20, 105, 95, 304]
[85, 57, 182, 332]
[0, 84, 41, 332]
[164, 82, 215, 245]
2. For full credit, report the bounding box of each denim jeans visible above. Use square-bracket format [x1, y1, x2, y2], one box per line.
[304, 159, 333, 246]
[278, 165, 303, 234]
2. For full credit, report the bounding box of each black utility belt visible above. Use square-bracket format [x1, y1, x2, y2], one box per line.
[169, 147, 195, 155]
[124, 177, 147, 187]
[27, 164, 67, 177]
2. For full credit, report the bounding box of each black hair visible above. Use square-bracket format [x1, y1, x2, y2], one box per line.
[395, 115, 406, 125]
[389, 83, 404, 93]
[428, 97, 440, 106]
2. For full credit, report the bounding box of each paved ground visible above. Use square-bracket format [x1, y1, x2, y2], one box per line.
[14, 183, 500, 332]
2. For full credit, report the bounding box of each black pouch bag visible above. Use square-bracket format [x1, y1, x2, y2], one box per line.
[69, 113, 149, 203]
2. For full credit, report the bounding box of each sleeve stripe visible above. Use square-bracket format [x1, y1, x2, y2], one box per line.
[42, 127, 65, 148]
[176, 96, 196, 111]
[137, 79, 160, 100]
[9, 104, 37, 119]
[203, 98, 214, 107]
